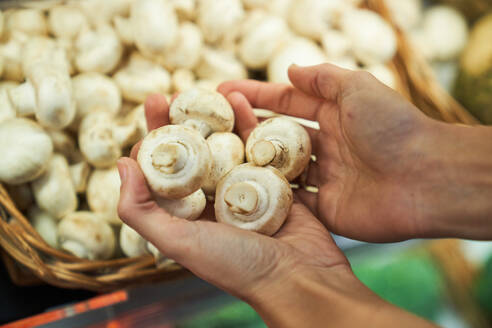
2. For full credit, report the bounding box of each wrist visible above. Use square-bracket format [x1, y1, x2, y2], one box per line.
[417, 119, 492, 239]
[245, 264, 382, 328]
[246, 264, 437, 328]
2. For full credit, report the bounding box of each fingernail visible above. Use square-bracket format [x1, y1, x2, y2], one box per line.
[117, 159, 128, 182]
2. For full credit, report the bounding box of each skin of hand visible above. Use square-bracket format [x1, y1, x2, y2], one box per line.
[117, 65, 441, 327]
[219, 64, 492, 242]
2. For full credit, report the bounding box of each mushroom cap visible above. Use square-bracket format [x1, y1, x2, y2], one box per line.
[58, 211, 116, 260]
[215, 163, 293, 236]
[48, 4, 89, 40]
[69, 161, 91, 193]
[321, 29, 352, 60]
[172, 68, 196, 93]
[169, 88, 235, 137]
[288, 0, 348, 40]
[203, 132, 245, 195]
[137, 125, 212, 199]
[239, 12, 290, 69]
[6, 8, 48, 36]
[340, 9, 397, 65]
[155, 188, 206, 220]
[131, 0, 179, 57]
[114, 53, 171, 103]
[267, 38, 327, 84]
[75, 24, 123, 74]
[72, 72, 122, 119]
[246, 117, 312, 181]
[29, 65, 76, 130]
[421, 6, 468, 61]
[0, 32, 26, 82]
[157, 22, 203, 71]
[196, 48, 247, 82]
[32, 154, 78, 219]
[0, 118, 53, 185]
[79, 111, 122, 168]
[120, 224, 149, 257]
[87, 166, 122, 225]
[197, 0, 244, 44]
[28, 205, 58, 248]
[383, 0, 422, 31]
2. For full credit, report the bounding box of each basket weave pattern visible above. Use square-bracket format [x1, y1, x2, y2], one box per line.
[0, 0, 480, 291]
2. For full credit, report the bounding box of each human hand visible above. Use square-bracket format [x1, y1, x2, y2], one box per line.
[117, 89, 438, 328]
[221, 63, 492, 242]
[118, 94, 352, 308]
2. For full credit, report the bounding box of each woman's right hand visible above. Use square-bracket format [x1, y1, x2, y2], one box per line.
[220, 64, 492, 242]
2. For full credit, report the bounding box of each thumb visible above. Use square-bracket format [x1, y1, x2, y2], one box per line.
[288, 63, 353, 103]
[117, 157, 196, 260]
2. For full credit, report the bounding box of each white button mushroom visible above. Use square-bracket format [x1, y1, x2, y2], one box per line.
[172, 69, 196, 93]
[0, 31, 28, 82]
[22, 64, 76, 129]
[6, 9, 48, 37]
[73, 0, 133, 27]
[196, 47, 247, 82]
[0, 118, 53, 185]
[321, 29, 352, 60]
[75, 24, 123, 74]
[72, 72, 122, 120]
[215, 163, 293, 236]
[267, 37, 327, 84]
[120, 224, 149, 258]
[21, 36, 71, 76]
[7, 82, 36, 117]
[154, 22, 203, 71]
[137, 125, 212, 199]
[383, 0, 422, 32]
[246, 117, 312, 181]
[340, 9, 397, 66]
[57, 211, 116, 260]
[27, 205, 58, 248]
[419, 6, 468, 61]
[0, 82, 17, 123]
[197, 0, 244, 44]
[129, 0, 179, 57]
[203, 132, 245, 196]
[288, 0, 348, 40]
[86, 166, 122, 225]
[156, 188, 206, 220]
[69, 161, 91, 194]
[120, 104, 148, 141]
[114, 53, 171, 103]
[238, 12, 290, 69]
[78, 111, 122, 168]
[32, 154, 78, 219]
[48, 5, 89, 40]
[20, 0, 63, 10]
[169, 88, 235, 138]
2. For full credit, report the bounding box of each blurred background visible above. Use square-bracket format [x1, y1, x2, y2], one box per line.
[0, 0, 491, 327]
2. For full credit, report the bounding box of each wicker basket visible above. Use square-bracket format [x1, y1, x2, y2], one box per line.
[0, 0, 481, 292]
[437, 0, 492, 21]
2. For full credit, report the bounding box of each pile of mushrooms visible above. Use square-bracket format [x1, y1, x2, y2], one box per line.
[0, 0, 417, 262]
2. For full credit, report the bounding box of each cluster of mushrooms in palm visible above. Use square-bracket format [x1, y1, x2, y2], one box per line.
[0, 0, 468, 264]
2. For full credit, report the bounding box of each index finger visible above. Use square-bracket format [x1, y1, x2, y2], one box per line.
[218, 80, 324, 121]
[144, 94, 170, 131]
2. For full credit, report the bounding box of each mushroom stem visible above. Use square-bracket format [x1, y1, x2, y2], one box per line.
[224, 181, 259, 216]
[151, 142, 187, 174]
[61, 240, 88, 258]
[251, 139, 286, 167]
